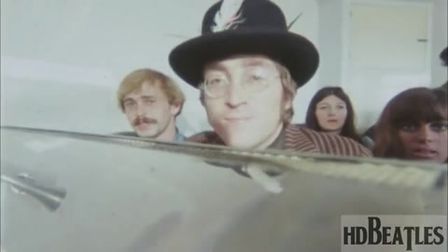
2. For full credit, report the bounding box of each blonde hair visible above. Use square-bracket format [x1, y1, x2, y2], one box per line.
[199, 61, 297, 124]
[117, 68, 185, 114]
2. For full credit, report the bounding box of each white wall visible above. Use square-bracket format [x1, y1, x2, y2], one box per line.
[317, 0, 348, 86]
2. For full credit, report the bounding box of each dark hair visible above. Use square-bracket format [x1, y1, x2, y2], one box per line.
[440, 46, 448, 66]
[373, 87, 448, 159]
[305, 86, 361, 142]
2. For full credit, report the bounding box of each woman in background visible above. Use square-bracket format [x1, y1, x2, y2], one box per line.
[305, 86, 362, 143]
[373, 87, 447, 163]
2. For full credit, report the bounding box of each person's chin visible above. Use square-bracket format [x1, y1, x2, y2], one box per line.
[221, 119, 253, 133]
[135, 128, 157, 138]
[322, 125, 341, 132]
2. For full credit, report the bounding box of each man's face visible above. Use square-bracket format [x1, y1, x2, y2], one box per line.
[122, 81, 180, 139]
[202, 55, 292, 149]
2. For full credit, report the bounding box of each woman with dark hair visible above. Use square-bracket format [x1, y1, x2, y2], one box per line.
[305, 86, 361, 142]
[373, 87, 447, 163]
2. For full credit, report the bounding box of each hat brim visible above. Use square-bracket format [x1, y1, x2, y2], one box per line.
[169, 29, 319, 88]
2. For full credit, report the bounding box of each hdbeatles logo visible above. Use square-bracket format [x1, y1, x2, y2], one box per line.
[341, 215, 447, 252]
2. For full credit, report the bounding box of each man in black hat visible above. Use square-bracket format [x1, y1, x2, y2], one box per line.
[170, 0, 370, 157]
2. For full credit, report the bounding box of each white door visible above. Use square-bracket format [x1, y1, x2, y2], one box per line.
[348, 2, 431, 127]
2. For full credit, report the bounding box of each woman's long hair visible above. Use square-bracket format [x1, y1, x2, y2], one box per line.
[305, 86, 361, 142]
[373, 87, 447, 159]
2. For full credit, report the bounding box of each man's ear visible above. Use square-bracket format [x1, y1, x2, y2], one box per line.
[170, 103, 182, 116]
[284, 98, 292, 110]
[283, 91, 294, 111]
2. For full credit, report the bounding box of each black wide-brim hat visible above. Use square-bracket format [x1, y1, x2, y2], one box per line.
[169, 0, 319, 89]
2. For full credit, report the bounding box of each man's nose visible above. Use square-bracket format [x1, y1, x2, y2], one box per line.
[136, 103, 146, 116]
[225, 81, 247, 108]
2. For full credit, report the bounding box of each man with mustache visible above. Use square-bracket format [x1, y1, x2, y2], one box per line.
[117, 68, 186, 142]
[169, 0, 370, 156]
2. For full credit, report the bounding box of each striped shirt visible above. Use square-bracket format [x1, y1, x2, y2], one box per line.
[188, 124, 372, 157]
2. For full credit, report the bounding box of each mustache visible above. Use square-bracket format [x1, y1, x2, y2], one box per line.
[133, 116, 157, 126]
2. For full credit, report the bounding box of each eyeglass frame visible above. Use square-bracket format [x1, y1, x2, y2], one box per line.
[199, 71, 282, 98]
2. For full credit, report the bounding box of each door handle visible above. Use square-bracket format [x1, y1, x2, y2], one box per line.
[1, 173, 66, 211]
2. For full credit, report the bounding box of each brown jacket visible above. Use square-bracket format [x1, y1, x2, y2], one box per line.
[188, 124, 372, 158]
